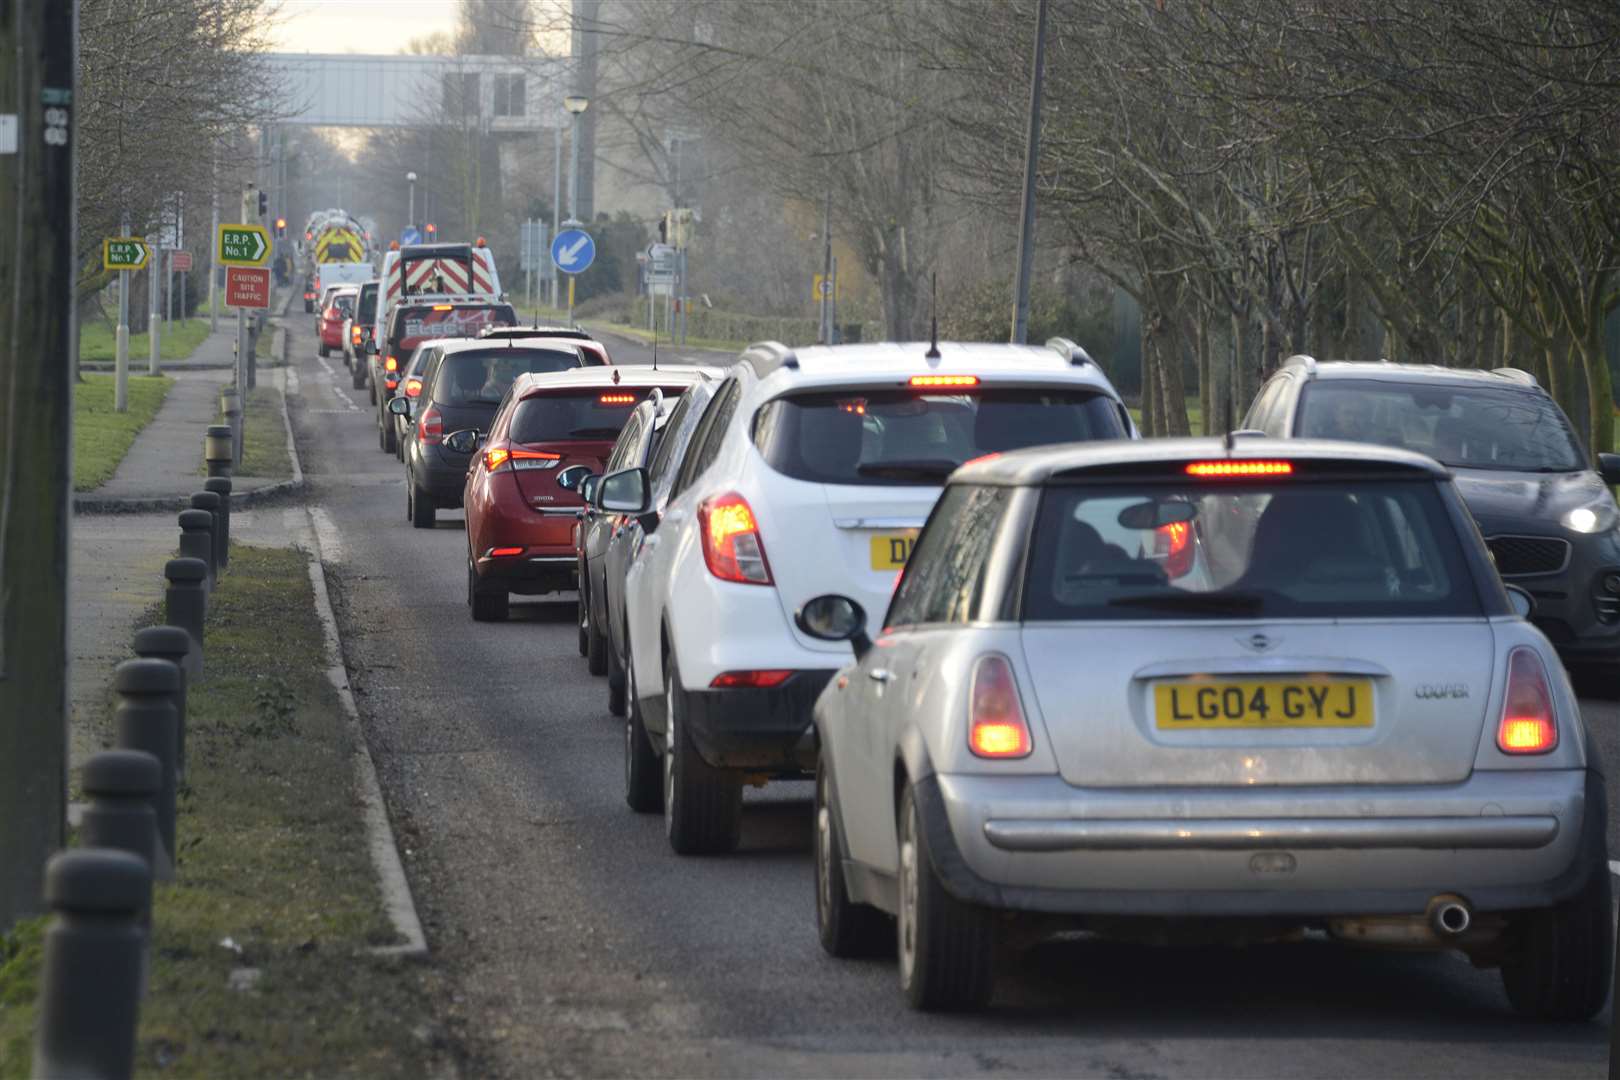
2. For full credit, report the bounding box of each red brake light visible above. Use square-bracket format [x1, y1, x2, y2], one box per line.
[384, 355, 398, 372]
[1186, 460, 1293, 478]
[404, 377, 423, 398]
[418, 404, 443, 446]
[351, 327, 362, 345]
[1154, 520, 1194, 579]
[699, 492, 772, 585]
[709, 670, 794, 689]
[968, 654, 1032, 758]
[1497, 647, 1558, 754]
[598, 393, 637, 405]
[489, 547, 524, 557]
[484, 447, 560, 472]
[909, 374, 979, 389]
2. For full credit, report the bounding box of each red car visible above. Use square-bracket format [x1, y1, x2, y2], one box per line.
[459, 369, 697, 621]
[317, 287, 358, 357]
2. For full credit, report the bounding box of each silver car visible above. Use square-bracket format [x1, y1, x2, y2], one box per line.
[802, 437, 1609, 1016]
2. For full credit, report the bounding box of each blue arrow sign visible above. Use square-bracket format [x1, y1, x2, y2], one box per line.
[551, 228, 596, 274]
[400, 226, 422, 245]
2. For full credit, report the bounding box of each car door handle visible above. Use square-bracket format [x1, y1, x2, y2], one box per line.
[867, 668, 893, 683]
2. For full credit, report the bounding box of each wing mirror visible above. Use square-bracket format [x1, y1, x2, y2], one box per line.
[598, 467, 650, 514]
[1598, 453, 1620, 487]
[557, 464, 593, 492]
[579, 474, 600, 505]
[444, 429, 483, 454]
[795, 594, 872, 661]
[386, 396, 411, 416]
[1504, 584, 1535, 619]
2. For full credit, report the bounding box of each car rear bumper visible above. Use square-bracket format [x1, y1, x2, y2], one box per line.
[682, 671, 838, 772]
[918, 767, 1603, 916]
[475, 552, 576, 594]
[411, 446, 472, 505]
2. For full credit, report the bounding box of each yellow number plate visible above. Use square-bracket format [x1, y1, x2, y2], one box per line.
[1154, 678, 1373, 729]
[869, 532, 918, 570]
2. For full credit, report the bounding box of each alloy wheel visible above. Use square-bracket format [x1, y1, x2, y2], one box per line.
[898, 803, 919, 987]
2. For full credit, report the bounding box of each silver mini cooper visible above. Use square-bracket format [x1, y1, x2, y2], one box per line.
[801, 438, 1610, 1015]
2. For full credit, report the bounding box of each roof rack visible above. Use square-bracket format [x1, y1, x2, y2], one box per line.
[741, 340, 799, 377]
[1045, 337, 1095, 367]
[1489, 367, 1539, 387]
[1281, 354, 1317, 374]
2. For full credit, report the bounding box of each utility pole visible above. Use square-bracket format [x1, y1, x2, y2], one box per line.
[116, 210, 130, 410]
[238, 184, 254, 405]
[551, 125, 562, 308]
[819, 189, 833, 345]
[148, 231, 161, 374]
[209, 146, 219, 332]
[0, 0, 77, 929]
[1009, 0, 1049, 344]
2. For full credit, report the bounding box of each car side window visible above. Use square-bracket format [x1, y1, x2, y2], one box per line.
[608, 413, 644, 473]
[674, 380, 740, 496]
[885, 485, 1013, 629]
[646, 394, 693, 475]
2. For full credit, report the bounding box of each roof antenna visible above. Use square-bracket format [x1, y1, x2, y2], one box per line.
[925, 272, 940, 360]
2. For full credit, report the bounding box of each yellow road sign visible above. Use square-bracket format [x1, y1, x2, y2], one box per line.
[217, 223, 271, 267]
[104, 237, 149, 271]
[813, 273, 838, 303]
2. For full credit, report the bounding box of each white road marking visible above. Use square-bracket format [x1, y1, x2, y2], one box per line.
[309, 505, 346, 564]
[315, 353, 336, 377]
[330, 384, 360, 412]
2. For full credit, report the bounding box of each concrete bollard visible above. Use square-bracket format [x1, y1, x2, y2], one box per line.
[31, 849, 149, 1080]
[78, 750, 164, 916]
[163, 558, 207, 678]
[220, 388, 242, 467]
[132, 626, 192, 779]
[113, 658, 180, 880]
[204, 424, 234, 479]
[178, 508, 215, 590]
[204, 476, 232, 569]
[190, 491, 224, 576]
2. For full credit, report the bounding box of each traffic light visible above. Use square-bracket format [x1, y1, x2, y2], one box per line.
[274, 217, 286, 237]
[257, 191, 268, 218]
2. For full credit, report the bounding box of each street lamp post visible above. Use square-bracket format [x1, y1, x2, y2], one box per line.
[406, 171, 418, 232]
[1009, 0, 1050, 344]
[551, 125, 563, 307]
[563, 96, 590, 224]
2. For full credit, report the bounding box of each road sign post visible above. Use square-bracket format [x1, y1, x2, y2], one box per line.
[224, 267, 271, 310]
[551, 228, 595, 325]
[105, 227, 145, 412]
[221, 213, 268, 410]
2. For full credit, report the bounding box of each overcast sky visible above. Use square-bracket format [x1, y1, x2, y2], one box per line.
[269, 0, 462, 54]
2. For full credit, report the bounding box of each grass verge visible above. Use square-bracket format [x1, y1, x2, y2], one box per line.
[74, 373, 174, 491]
[0, 546, 438, 1079]
[80, 319, 212, 364]
[236, 387, 293, 480]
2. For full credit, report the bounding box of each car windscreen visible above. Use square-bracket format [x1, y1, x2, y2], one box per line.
[752, 388, 1127, 486]
[1296, 380, 1584, 472]
[1022, 478, 1481, 621]
[390, 304, 517, 349]
[431, 348, 584, 407]
[509, 388, 688, 443]
[356, 285, 378, 323]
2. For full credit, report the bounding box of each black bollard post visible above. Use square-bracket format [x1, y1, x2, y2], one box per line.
[113, 658, 179, 879]
[220, 387, 242, 467]
[31, 849, 149, 1080]
[204, 476, 232, 569]
[131, 626, 192, 779]
[178, 508, 215, 590]
[163, 558, 207, 678]
[190, 491, 223, 576]
[204, 424, 234, 479]
[78, 751, 163, 918]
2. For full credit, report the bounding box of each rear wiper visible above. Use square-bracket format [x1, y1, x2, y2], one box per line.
[570, 427, 623, 438]
[1107, 591, 1264, 615]
[855, 459, 959, 481]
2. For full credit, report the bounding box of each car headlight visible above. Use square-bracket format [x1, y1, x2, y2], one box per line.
[1561, 499, 1619, 534]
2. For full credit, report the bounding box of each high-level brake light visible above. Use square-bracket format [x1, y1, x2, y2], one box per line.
[1497, 647, 1558, 754]
[598, 393, 637, 405]
[699, 492, 772, 585]
[909, 374, 979, 389]
[968, 654, 1032, 758]
[1186, 460, 1293, 478]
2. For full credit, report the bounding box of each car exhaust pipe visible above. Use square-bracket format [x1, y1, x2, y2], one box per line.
[1426, 894, 1471, 937]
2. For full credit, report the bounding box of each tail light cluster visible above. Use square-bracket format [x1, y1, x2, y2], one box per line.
[404, 377, 423, 398]
[699, 492, 771, 585]
[417, 404, 443, 446]
[483, 446, 561, 472]
[710, 670, 793, 689]
[351, 326, 362, 347]
[968, 654, 1032, 758]
[1497, 647, 1557, 754]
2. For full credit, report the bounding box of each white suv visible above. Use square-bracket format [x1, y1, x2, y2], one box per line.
[599, 338, 1135, 854]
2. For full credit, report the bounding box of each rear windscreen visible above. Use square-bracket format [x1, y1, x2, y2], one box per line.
[329, 294, 354, 315]
[431, 348, 582, 407]
[510, 389, 685, 443]
[356, 285, 378, 323]
[1022, 479, 1481, 621]
[391, 304, 517, 347]
[752, 388, 1127, 486]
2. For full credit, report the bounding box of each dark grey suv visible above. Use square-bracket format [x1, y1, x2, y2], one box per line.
[1244, 357, 1620, 676]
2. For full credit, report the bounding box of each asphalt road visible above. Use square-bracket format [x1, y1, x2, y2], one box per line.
[281, 318, 1615, 1078]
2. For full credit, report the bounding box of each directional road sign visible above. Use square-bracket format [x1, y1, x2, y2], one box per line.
[225, 266, 272, 309]
[103, 237, 149, 271]
[400, 226, 422, 245]
[551, 228, 595, 275]
[217, 223, 271, 267]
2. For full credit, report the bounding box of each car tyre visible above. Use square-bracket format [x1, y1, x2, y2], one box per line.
[318, 342, 328, 358]
[409, 484, 435, 529]
[607, 644, 628, 717]
[380, 412, 397, 455]
[662, 651, 742, 855]
[1500, 865, 1613, 1020]
[468, 561, 509, 622]
[816, 757, 893, 958]
[576, 571, 591, 656]
[368, 374, 377, 407]
[624, 642, 661, 812]
[898, 783, 993, 1011]
[585, 593, 609, 677]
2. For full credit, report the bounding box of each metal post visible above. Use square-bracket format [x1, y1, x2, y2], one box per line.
[148, 238, 161, 375]
[552, 126, 563, 307]
[163, 558, 208, 677]
[209, 147, 219, 332]
[112, 658, 180, 878]
[679, 249, 689, 345]
[30, 850, 149, 1080]
[830, 256, 839, 343]
[131, 627, 192, 780]
[408, 174, 416, 231]
[165, 248, 173, 326]
[820, 189, 833, 344]
[568, 112, 583, 223]
[116, 214, 130, 411]
[1009, 0, 1050, 344]
[78, 751, 163, 915]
